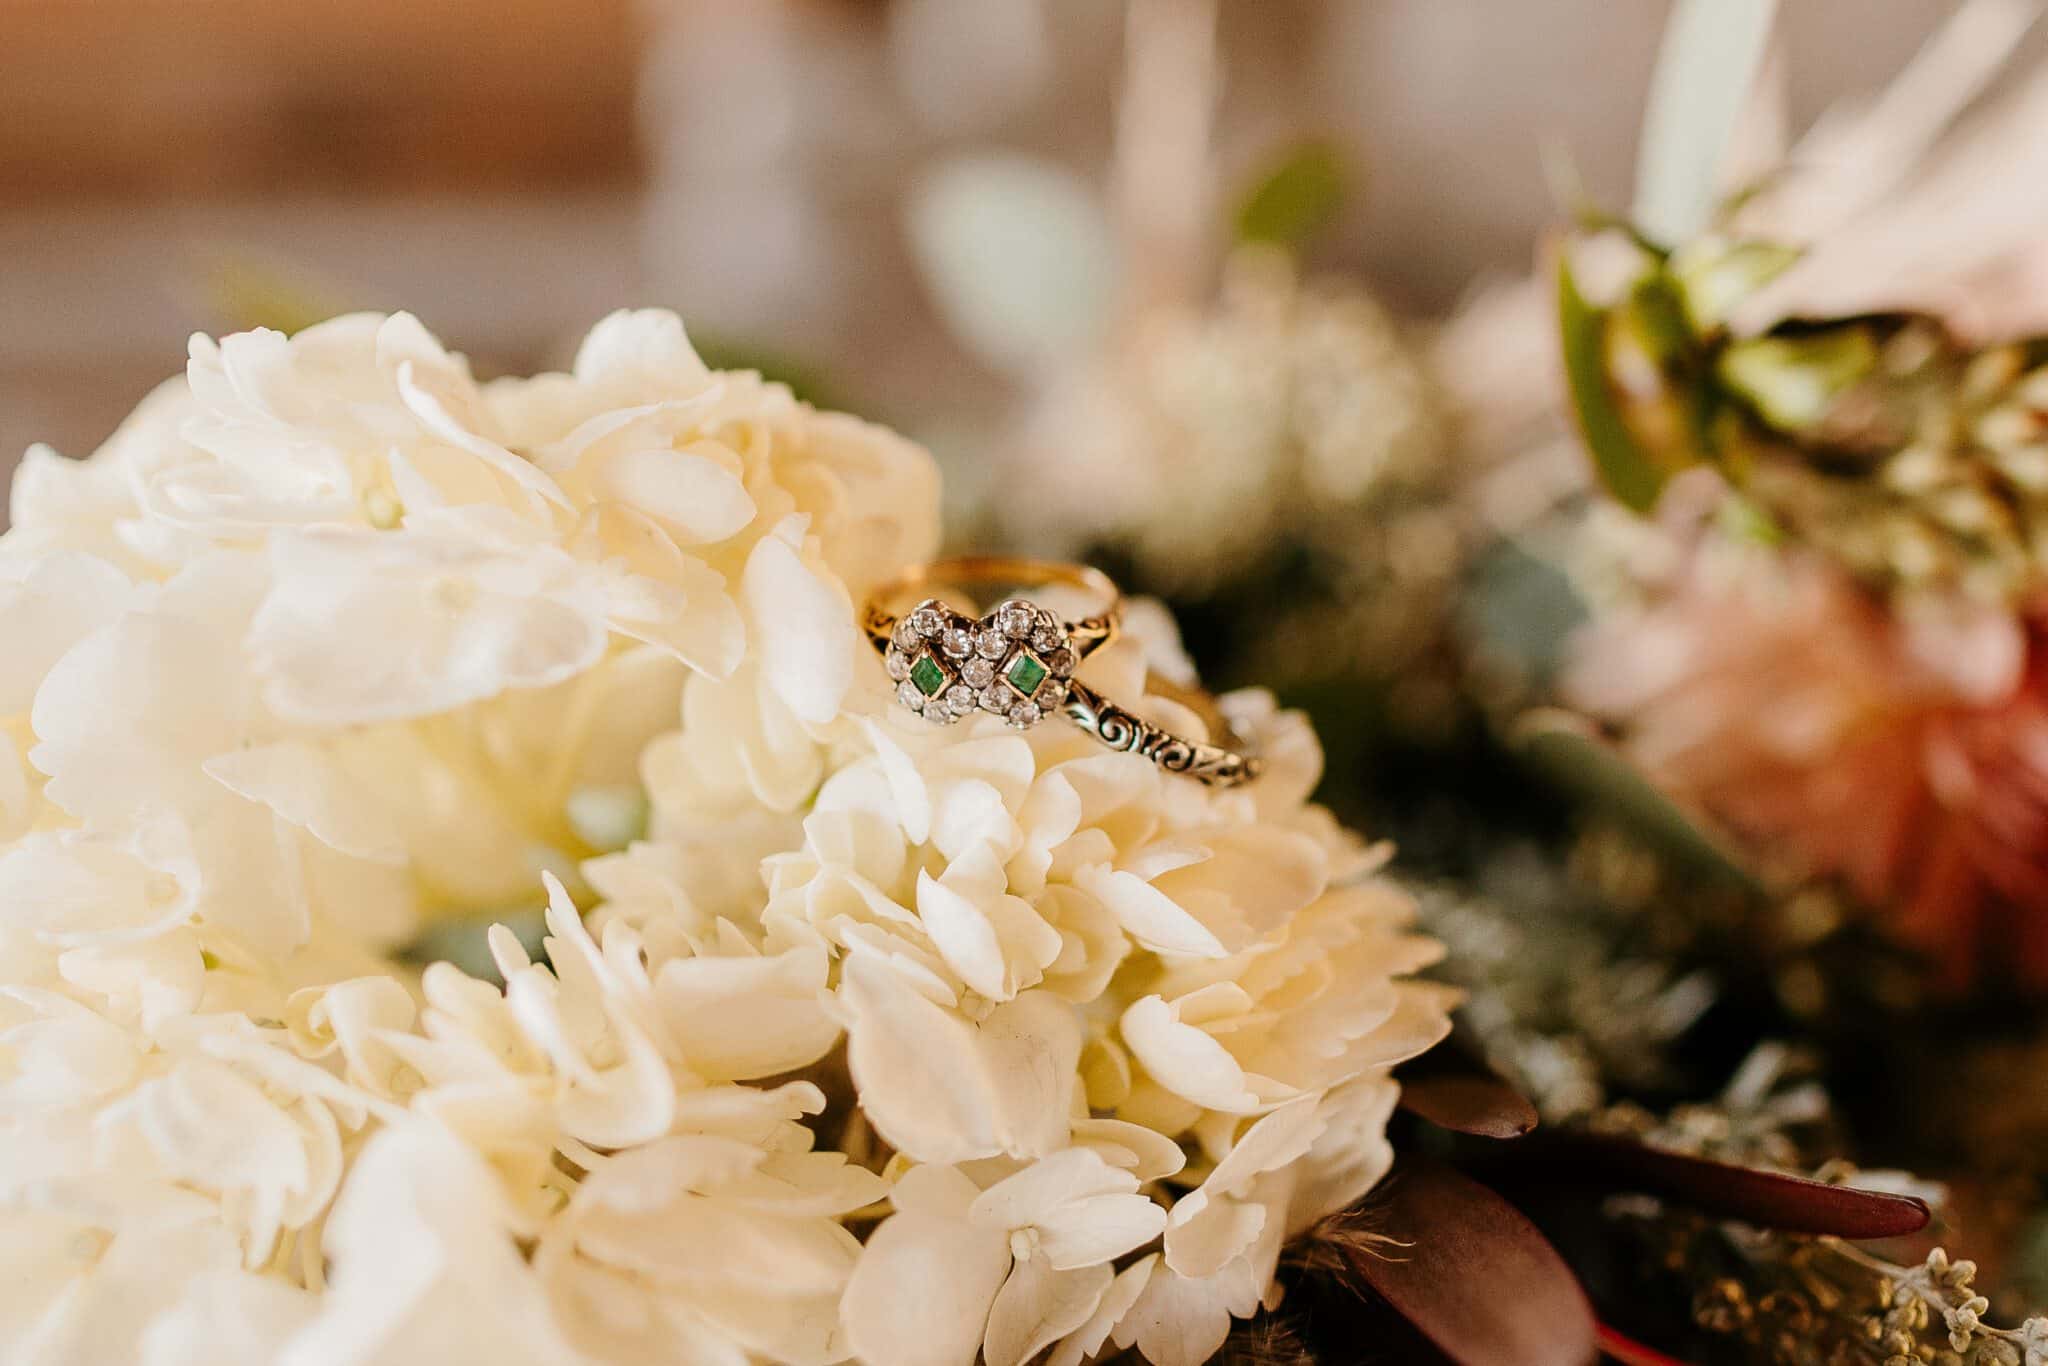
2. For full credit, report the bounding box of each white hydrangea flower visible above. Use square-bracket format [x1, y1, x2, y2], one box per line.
[0, 308, 1449, 1366]
[843, 1151, 1167, 1366]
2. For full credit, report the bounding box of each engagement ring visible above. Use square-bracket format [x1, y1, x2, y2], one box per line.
[862, 556, 1261, 787]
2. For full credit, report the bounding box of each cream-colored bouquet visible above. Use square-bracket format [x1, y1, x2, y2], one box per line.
[0, 310, 1451, 1366]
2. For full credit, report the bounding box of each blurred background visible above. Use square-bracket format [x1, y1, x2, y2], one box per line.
[0, 0, 1979, 497]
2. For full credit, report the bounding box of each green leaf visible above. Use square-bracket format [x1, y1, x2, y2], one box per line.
[1622, 272, 1694, 367]
[690, 336, 844, 411]
[1235, 141, 1346, 249]
[1717, 327, 1876, 431]
[906, 154, 1116, 375]
[1670, 236, 1802, 333]
[1513, 709, 1761, 892]
[1716, 491, 1782, 546]
[1460, 539, 1589, 688]
[205, 255, 353, 335]
[397, 906, 547, 984]
[1557, 251, 1673, 513]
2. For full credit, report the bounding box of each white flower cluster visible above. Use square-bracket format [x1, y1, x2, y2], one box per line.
[0, 311, 1453, 1366]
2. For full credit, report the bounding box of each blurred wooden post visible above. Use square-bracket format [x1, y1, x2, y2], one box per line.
[0, 0, 640, 197]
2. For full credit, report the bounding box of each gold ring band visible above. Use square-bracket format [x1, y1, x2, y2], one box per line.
[861, 555, 1120, 662]
[861, 557, 1260, 787]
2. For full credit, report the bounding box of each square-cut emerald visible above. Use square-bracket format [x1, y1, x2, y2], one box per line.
[910, 652, 949, 698]
[1004, 651, 1049, 697]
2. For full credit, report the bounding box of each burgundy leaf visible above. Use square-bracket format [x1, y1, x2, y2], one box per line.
[1399, 1074, 1539, 1139]
[1525, 1134, 1930, 1239]
[1597, 1323, 1694, 1366]
[1336, 1155, 1597, 1366]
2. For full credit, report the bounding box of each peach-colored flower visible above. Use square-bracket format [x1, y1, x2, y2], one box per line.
[1565, 519, 2048, 988]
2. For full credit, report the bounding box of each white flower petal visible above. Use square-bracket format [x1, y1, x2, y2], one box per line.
[281, 1122, 585, 1366]
[969, 1148, 1125, 1235]
[573, 309, 712, 391]
[573, 503, 744, 678]
[742, 518, 855, 726]
[653, 946, 840, 1081]
[1119, 994, 1269, 1114]
[1069, 1117, 1187, 1183]
[0, 552, 139, 714]
[888, 1162, 984, 1219]
[1149, 826, 1328, 951]
[918, 869, 1019, 1002]
[983, 1255, 1111, 1366]
[1111, 1260, 1236, 1366]
[0, 731, 29, 843]
[251, 531, 611, 724]
[30, 605, 246, 825]
[1076, 866, 1228, 959]
[131, 1060, 311, 1261]
[142, 1268, 317, 1366]
[594, 445, 755, 544]
[0, 988, 142, 1107]
[838, 952, 1078, 1164]
[840, 1205, 1011, 1366]
[1046, 1255, 1156, 1366]
[1288, 1077, 1400, 1237]
[0, 830, 192, 944]
[203, 741, 407, 865]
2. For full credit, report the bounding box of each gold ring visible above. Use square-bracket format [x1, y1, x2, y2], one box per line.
[862, 557, 1261, 787]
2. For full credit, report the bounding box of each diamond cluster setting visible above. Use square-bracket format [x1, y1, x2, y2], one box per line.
[885, 597, 1079, 728]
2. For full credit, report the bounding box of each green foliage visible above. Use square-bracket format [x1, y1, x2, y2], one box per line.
[1668, 236, 1800, 333]
[1557, 251, 1677, 513]
[206, 256, 354, 335]
[1235, 141, 1346, 250]
[1512, 710, 1760, 893]
[1716, 329, 1878, 432]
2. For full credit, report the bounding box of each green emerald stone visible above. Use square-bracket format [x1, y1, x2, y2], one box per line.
[1004, 652, 1049, 697]
[910, 652, 948, 698]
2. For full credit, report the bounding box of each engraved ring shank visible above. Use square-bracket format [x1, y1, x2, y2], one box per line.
[1061, 681, 1264, 788]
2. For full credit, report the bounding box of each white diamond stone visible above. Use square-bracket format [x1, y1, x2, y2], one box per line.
[886, 649, 912, 680]
[975, 626, 1009, 659]
[942, 625, 974, 658]
[908, 605, 944, 637]
[997, 602, 1034, 638]
[896, 680, 925, 711]
[1007, 701, 1042, 728]
[963, 657, 995, 688]
[946, 685, 978, 715]
[1031, 623, 1062, 652]
[979, 684, 1011, 713]
[1047, 647, 1078, 676]
[892, 619, 919, 649]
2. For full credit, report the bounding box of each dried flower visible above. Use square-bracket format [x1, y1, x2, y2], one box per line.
[1012, 246, 1441, 590]
[1409, 841, 1717, 1121]
[1000, 245, 1464, 704]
